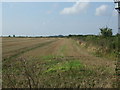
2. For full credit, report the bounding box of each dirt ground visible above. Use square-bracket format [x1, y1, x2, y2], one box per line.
[2, 37, 117, 88]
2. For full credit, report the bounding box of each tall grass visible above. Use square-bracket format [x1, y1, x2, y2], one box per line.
[69, 35, 119, 60]
[69, 34, 120, 88]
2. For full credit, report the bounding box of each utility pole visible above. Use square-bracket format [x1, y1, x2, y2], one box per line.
[114, 0, 120, 33]
[114, 0, 120, 88]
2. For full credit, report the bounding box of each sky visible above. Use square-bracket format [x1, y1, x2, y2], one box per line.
[1, 2, 118, 36]
[0, 2, 2, 35]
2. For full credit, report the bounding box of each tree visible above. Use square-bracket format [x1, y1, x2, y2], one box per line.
[68, 34, 72, 37]
[100, 27, 113, 37]
[116, 33, 120, 36]
[13, 35, 15, 37]
[8, 35, 11, 37]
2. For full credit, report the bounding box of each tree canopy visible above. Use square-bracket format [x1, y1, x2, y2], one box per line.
[100, 27, 113, 37]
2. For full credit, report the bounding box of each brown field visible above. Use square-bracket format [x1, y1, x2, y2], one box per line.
[2, 37, 117, 88]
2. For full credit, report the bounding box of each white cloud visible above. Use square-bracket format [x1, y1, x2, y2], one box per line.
[95, 5, 108, 16]
[60, 1, 89, 15]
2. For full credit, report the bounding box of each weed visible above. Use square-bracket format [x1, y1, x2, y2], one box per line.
[44, 60, 84, 73]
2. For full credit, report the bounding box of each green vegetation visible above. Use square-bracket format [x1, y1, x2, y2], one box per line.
[68, 28, 119, 60]
[3, 55, 115, 88]
[44, 60, 84, 73]
[100, 27, 113, 37]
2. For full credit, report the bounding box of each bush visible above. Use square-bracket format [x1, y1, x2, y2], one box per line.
[100, 27, 113, 37]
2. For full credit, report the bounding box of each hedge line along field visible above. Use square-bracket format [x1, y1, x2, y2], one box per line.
[2, 37, 117, 88]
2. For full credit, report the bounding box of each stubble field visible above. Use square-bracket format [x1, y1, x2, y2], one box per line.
[2, 37, 117, 88]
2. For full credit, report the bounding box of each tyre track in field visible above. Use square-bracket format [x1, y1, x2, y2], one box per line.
[21, 38, 66, 58]
[3, 39, 58, 62]
[46, 38, 115, 88]
[63, 39, 116, 88]
[3, 38, 51, 55]
[60, 38, 115, 69]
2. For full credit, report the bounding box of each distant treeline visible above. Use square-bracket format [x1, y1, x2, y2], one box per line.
[2, 35, 66, 38]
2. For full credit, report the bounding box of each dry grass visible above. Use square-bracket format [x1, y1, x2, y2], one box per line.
[2, 37, 117, 88]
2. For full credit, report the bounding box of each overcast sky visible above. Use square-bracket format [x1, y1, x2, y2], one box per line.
[1, 2, 118, 36]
